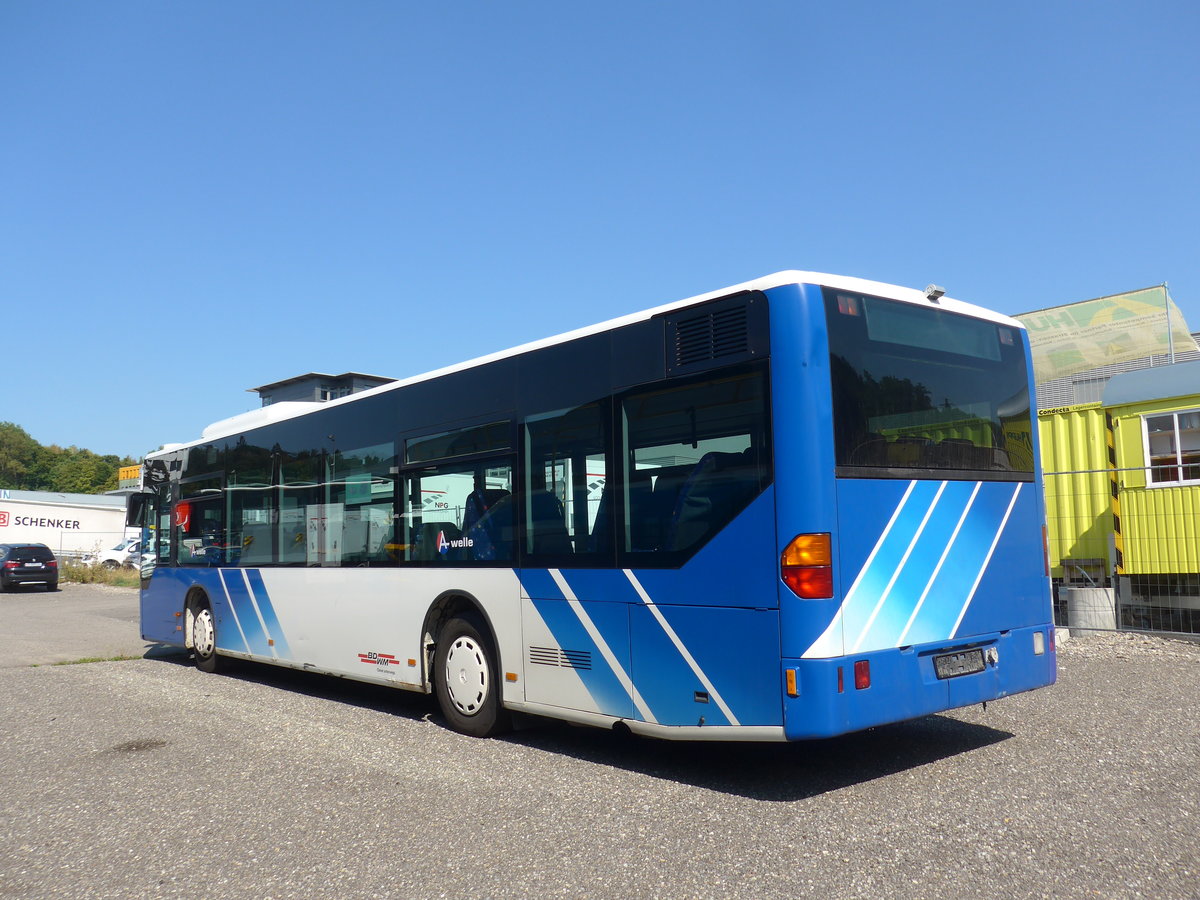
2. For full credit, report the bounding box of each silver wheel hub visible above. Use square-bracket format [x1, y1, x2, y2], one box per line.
[444, 636, 488, 716]
[194, 608, 215, 657]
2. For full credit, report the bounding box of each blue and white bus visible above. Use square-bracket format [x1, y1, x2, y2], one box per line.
[130, 271, 1056, 740]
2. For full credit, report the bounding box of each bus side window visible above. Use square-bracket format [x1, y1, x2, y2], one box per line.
[622, 368, 770, 559]
[523, 400, 611, 565]
[400, 419, 515, 565]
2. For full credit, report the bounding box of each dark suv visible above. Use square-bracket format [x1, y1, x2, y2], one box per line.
[0, 543, 59, 592]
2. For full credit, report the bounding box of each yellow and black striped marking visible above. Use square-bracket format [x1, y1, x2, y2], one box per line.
[1105, 412, 1124, 574]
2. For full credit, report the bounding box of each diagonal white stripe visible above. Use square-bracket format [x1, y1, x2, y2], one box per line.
[839, 479, 919, 612]
[548, 569, 656, 724]
[850, 481, 948, 653]
[623, 570, 740, 727]
[241, 569, 279, 659]
[217, 569, 251, 652]
[802, 480, 918, 659]
[950, 483, 1023, 638]
[897, 481, 982, 646]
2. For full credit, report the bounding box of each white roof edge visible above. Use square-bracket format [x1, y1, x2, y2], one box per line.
[158, 271, 1018, 455]
[200, 402, 323, 441]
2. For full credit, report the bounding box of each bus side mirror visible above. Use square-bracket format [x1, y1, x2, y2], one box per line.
[126, 493, 154, 528]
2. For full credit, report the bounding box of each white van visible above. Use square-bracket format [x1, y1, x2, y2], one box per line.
[89, 538, 142, 569]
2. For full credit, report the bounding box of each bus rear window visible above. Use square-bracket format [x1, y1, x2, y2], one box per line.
[825, 290, 1034, 480]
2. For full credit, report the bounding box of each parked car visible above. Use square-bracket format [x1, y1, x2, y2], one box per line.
[88, 538, 142, 569]
[0, 543, 59, 592]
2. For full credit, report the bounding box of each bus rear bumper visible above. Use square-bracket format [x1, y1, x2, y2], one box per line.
[782, 625, 1058, 740]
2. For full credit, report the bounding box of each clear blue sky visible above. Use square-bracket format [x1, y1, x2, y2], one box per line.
[3, 1, 1197, 459]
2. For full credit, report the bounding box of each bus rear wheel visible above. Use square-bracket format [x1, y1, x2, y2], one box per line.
[434, 616, 510, 738]
[191, 602, 222, 674]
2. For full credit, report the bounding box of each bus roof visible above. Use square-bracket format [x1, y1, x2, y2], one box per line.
[161, 271, 1021, 454]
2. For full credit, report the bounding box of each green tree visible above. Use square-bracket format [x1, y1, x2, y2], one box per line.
[0, 422, 40, 489]
[0, 423, 137, 494]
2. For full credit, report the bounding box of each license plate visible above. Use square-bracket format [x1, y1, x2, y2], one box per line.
[24, 562, 43, 568]
[934, 648, 985, 680]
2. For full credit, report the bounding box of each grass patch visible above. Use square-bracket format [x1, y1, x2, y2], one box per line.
[60, 560, 140, 588]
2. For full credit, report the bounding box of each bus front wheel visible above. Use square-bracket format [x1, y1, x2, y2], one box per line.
[191, 602, 222, 674]
[433, 616, 510, 738]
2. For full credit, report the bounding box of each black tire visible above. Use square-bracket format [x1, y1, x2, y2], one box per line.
[191, 601, 222, 673]
[102, 560, 119, 570]
[433, 615, 510, 737]
[45, 581, 58, 592]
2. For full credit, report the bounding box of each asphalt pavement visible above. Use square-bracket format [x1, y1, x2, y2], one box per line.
[1, 583, 1197, 899]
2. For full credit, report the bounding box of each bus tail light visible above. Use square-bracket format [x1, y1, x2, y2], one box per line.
[781, 533, 833, 599]
[1042, 525, 1050, 576]
[854, 660, 871, 690]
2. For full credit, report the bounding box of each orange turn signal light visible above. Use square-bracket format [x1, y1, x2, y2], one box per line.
[781, 533, 832, 567]
[781, 533, 834, 599]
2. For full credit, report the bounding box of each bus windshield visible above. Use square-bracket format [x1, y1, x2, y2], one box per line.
[825, 289, 1034, 479]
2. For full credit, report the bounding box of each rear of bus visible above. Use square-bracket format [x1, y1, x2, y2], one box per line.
[768, 279, 1056, 739]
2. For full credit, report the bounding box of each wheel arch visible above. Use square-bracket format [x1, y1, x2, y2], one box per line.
[182, 584, 211, 650]
[420, 588, 502, 691]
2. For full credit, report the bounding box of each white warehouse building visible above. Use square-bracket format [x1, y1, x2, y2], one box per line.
[0, 489, 130, 560]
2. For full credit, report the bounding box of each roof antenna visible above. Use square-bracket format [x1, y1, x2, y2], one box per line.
[925, 284, 946, 302]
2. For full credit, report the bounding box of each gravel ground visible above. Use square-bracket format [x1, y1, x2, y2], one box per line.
[0, 586, 1197, 899]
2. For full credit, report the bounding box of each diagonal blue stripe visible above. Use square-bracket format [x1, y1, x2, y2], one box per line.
[839, 481, 941, 646]
[245, 569, 291, 659]
[219, 570, 269, 656]
[530, 596, 634, 719]
[853, 481, 979, 651]
[903, 484, 1018, 646]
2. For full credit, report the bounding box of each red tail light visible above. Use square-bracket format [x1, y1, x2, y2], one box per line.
[1042, 525, 1050, 576]
[781, 533, 834, 599]
[46, 560, 58, 569]
[854, 659, 871, 690]
[2, 561, 17, 569]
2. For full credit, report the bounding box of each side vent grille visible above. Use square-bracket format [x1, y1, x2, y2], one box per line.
[529, 646, 592, 670]
[674, 305, 749, 367]
[662, 290, 767, 376]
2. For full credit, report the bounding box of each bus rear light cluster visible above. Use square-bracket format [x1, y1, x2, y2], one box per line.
[781, 533, 833, 599]
[854, 659, 871, 690]
[1035, 629, 1056, 655]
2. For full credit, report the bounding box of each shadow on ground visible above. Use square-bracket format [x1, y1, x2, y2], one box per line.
[150, 650, 1012, 801]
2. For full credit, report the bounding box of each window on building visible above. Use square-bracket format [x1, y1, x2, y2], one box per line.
[1145, 411, 1200, 485]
